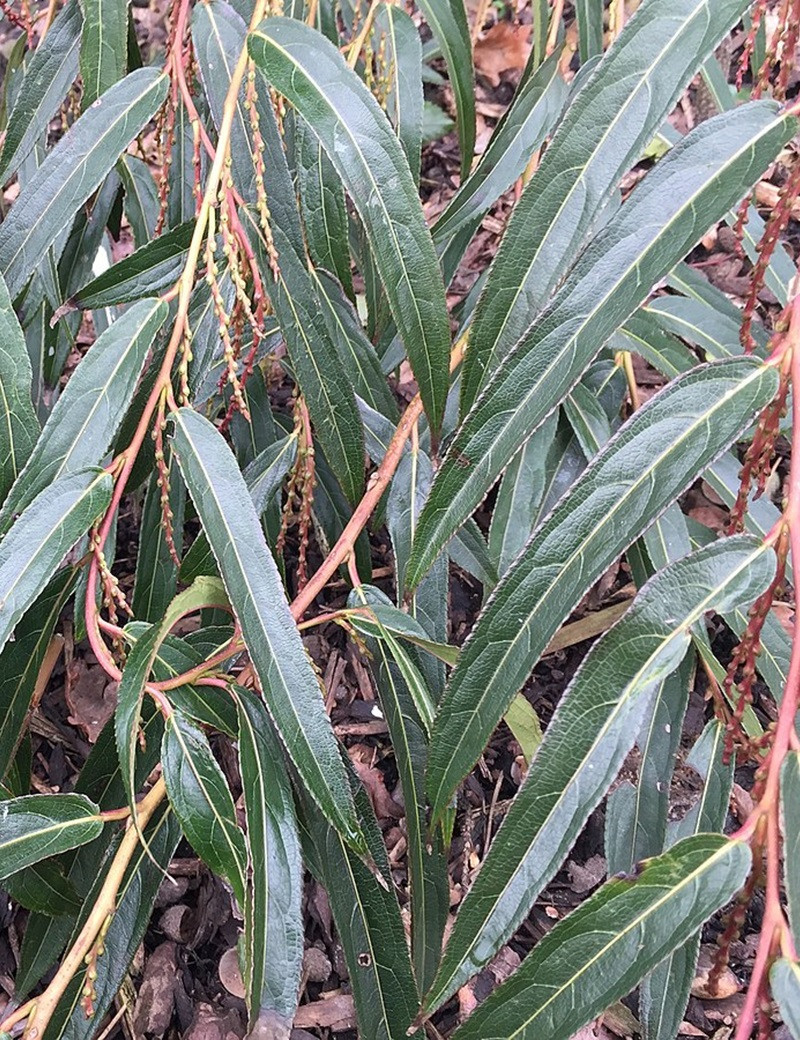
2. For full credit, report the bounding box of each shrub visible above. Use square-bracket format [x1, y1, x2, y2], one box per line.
[0, 0, 799, 1037]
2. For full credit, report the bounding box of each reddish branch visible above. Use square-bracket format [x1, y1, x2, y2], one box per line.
[731, 290, 800, 1039]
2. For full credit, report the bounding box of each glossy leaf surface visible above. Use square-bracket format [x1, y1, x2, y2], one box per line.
[248, 17, 451, 431]
[452, 835, 750, 1040]
[170, 408, 364, 852]
[425, 536, 773, 1011]
[424, 359, 778, 825]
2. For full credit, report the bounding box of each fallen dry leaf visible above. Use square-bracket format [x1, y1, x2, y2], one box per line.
[65, 659, 118, 743]
[349, 747, 403, 820]
[474, 22, 531, 87]
[219, 946, 246, 999]
[133, 941, 178, 1036]
[293, 992, 356, 1032]
[568, 854, 607, 895]
[184, 1002, 245, 1040]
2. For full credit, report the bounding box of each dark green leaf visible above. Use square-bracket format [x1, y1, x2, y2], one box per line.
[0, 0, 82, 183]
[170, 407, 364, 852]
[415, 0, 474, 177]
[71, 220, 194, 309]
[2, 859, 82, 916]
[80, 0, 128, 107]
[163, 708, 246, 904]
[295, 115, 353, 295]
[0, 794, 103, 880]
[432, 51, 566, 244]
[0, 297, 167, 535]
[605, 659, 691, 875]
[297, 773, 422, 1040]
[575, 0, 604, 61]
[314, 269, 399, 420]
[117, 153, 159, 248]
[640, 719, 733, 1040]
[249, 17, 452, 431]
[487, 413, 558, 579]
[132, 462, 186, 622]
[409, 102, 794, 585]
[451, 835, 750, 1040]
[52, 805, 180, 1040]
[234, 687, 303, 1030]
[461, 0, 753, 413]
[0, 567, 77, 781]
[0, 67, 168, 298]
[374, 3, 423, 184]
[0, 469, 111, 655]
[424, 535, 773, 1012]
[116, 577, 229, 828]
[424, 359, 778, 826]
[242, 210, 366, 506]
[0, 270, 39, 504]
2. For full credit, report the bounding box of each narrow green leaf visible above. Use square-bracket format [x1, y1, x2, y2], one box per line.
[295, 115, 354, 294]
[132, 463, 185, 622]
[782, 752, 800, 947]
[0, 67, 168, 298]
[163, 708, 247, 906]
[349, 598, 460, 667]
[80, 0, 128, 107]
[409, 103, 794, 586]
[170, 407, 364, 852]
[605, 659, 691, 875]
[452, 835, 751, 1040]
[297, 774, 422, 1040]
[71, 220, 194, 310]
[0, 567, 77, 781]
[618, 309, 697, 379]
[374, 3, 423, 183]
[2, 860, 82, 916]
[243, 433, 298, 515]
[234, 687, 303, 1030]
[0, 270, 39, 504]
[0, 794, 103, 880]
[117, 154, 159, 248]
[50, 805, 180, 1040]
[424, 535, 773, 1012]
[563, 380, 612, 459]
[641, 720, 733, 1040]
[351, 586, 447, 993]
[0, 468, 111, 655]
[423, 357, 778, 826]
[167, 101, 196, 229]
[575, 0, 604, 61]
[461, 0, 753, 413]
[415, 0, 474, 177]
[771, 959, 800, 1040]
[249, 17, 451, 431]
[647, 295, 748, 359]
[116, 576, 229, 823]
[14, 702, 165, 996]
[242, 210, 366, 506]
[0, 0, 82, 183]
[314, 269, 399, 420]
[487, 413, 558, 580]
[432, 51, 566, 244]
[0, 298, 167, 535]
